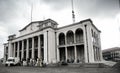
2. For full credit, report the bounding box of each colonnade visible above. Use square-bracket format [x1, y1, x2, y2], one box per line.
[12, 35, 44, 61]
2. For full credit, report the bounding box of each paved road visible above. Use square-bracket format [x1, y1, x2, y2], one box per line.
[0, 63, 119, 73]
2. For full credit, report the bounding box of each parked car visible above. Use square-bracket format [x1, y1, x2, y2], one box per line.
[5, 57, 20, 66]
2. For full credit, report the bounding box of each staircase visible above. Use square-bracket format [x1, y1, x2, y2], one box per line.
[47, 62, 110, 68]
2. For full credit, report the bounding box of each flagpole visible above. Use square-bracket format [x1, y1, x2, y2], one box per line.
[71, 0, 75, 23]
[31, 2, 33, 22]
[30, 0, 33, 30]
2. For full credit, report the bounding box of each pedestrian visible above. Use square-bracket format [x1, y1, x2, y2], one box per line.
[32, 59, 36, 66]
[40, 58, 43, 67]
[26, 58, 29, 66]
[30, 58, 33, 66]
[36, 58, 40, 66]
[23, 59, 27, 66]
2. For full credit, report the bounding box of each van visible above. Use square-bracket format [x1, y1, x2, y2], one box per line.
[5, 57, 20, 66]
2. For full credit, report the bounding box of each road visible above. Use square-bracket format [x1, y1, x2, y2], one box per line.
[0, 62, 119, 73]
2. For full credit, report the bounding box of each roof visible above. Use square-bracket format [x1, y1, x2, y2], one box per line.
[3, 43, 8, 45]
[102, 47, 120, 53]
[80, 18, 101, 32]
[19, 19, 58, 32]
[58, 18, 101, 32]
[8, 34, 16, 37]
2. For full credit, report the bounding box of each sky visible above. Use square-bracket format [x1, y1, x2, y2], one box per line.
[0, 0, 120, 58]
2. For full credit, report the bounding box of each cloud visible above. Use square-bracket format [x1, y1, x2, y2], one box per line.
[92, 16, 120, 49]
[0, 0, 120, 58]
[0, 0, 30, 58]
[41, 0, 119, 18]
[78, 0, 119, 18]
[0, 0, 31, 34]
[41, 0, 71, 10]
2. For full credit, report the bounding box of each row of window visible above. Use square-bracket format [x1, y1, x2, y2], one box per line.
[59, 28, 83, 45]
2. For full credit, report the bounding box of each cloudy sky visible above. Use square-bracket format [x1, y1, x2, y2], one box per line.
[0, 0, 120, 58]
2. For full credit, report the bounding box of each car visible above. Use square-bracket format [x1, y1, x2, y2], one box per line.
[5, 57, 20, 66]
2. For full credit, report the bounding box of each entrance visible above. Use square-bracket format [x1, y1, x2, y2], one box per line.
[67, 46, 75, 63]
[41, 48, 44, 61]
[59, 47, 65, 61]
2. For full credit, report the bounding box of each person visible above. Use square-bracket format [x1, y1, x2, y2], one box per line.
[32, 59, 36, 66]
[23, 59, 27, 66]
[26, 58, 29, 66]
[30, 58, 33, 66]
[40, 58, 43, 67]
[20, 59, 23, 66]
[36, 58, 40, 66]
[42, 60, 47, 67]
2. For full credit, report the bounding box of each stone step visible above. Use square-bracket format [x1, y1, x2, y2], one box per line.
[46, 63, 110, 68]
[112, 61, 120, 68]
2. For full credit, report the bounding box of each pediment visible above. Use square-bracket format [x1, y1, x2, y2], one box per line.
[19, 19, 58, 32]
[19, 21, 43, 32]
[37, 19, 58, 29]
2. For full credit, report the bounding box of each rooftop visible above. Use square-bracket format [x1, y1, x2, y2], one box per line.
[102, 47, 120, 53]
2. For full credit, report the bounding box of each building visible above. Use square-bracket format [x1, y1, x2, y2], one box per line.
[102, 47, 120, 62]
[3, 18, 102, 64]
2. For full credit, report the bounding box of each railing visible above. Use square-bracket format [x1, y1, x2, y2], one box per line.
[58, 41, 84, 47]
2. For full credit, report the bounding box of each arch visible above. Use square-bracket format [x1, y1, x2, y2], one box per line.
[75, 28, 83, 43]
[59, 33, 65, 45]
[66, 30, 74, 44]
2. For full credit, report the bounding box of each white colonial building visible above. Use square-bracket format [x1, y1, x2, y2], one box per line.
[3, 18, 102, 64]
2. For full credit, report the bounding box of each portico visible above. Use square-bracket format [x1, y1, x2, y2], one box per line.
[11, 35, 44, 61]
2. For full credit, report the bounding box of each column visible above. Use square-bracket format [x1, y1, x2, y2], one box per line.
[98, 33, 102, 61]
[74, 33, 76, 44]
[65, 34, 68, 61]
[98, 48, 100, 61]
[38, 35, 41, 58]
[22, 40, 24, 59]
[94, 47, 96, 61]
[74, 33, 77, 62]
[97, 48, 99, 61]
[74, 46, 77, 63]
[11, 43, 14, 57]
[32, 37, 34, 59]
[17, 41, 20, 58]
[8, 41, 12, 57]
[26, 39, 29, 60]
[13, 43, 16, 57]
[57, 34, 60, 61]
[96, 47, 99, 61]
[93, 47, 96, 61]
[4, 46, 6, 62]
[83, 25, 88, 63]
[95, 48, 97, 61]
[65, 47, 68, 61]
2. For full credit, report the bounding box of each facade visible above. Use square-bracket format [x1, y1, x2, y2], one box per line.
[102, 47, 120, 62]
[3, 19, 102, 64]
